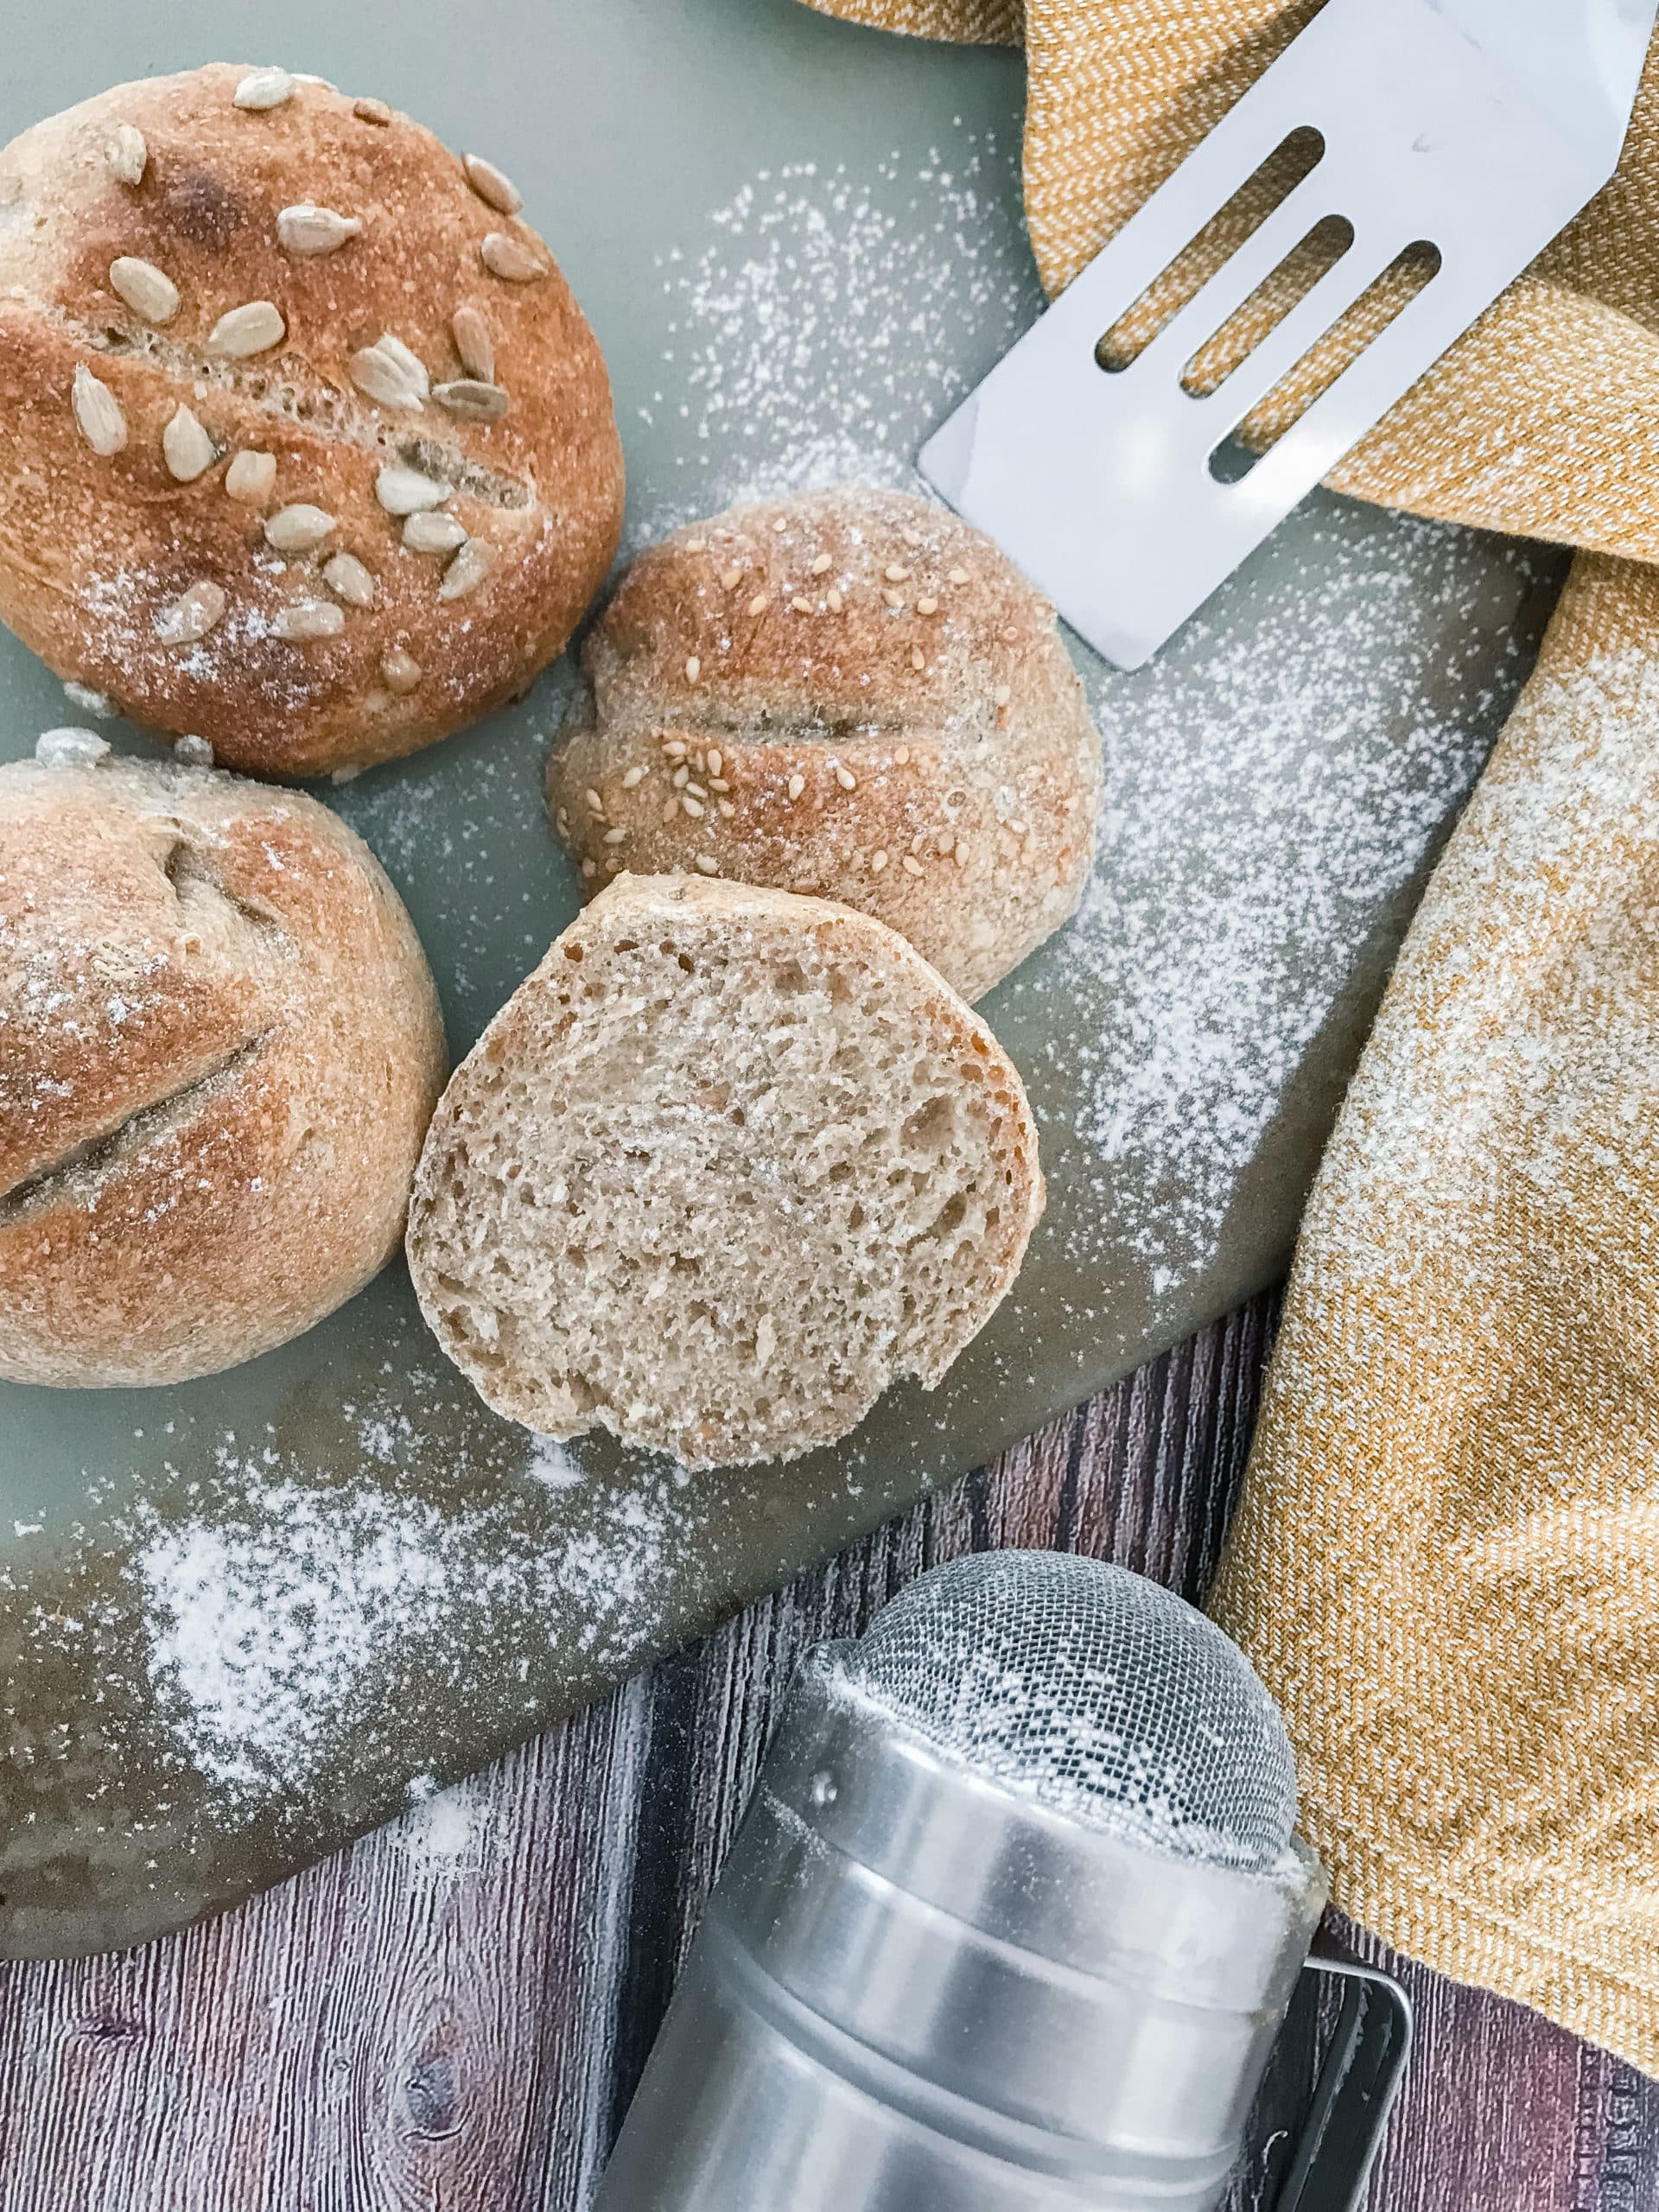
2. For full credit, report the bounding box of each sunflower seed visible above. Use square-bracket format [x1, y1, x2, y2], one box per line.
[353, 96, 393, 125]
[36, 727, 111, 767]
[450, 305, 494, 383]
[162, 404, 217, 483]
[402, 510, 467, 553]
[375, 465, 452, 516]
[207, 301, 286, 357]
[110, 256, 180, 324]
[382, 645, 422, 693]
[156, 582, 226, 645]
[274, 599, 346, 641]
[322, 551, 376, 607]
[63, 681, 115, 719]
[233, 67, 296, 111]
[432, 378, 510, 423]
[225, 449, 277, 505]
[71, 365, 126, 455]
[462, 154, 522, 214]
[438, 538, 493, 601]
[276, 203, 363, 256]
[106, 124, 148, 186]
[349, 340, 426, 410]
[480, 231, 543, 283]
[264, 503, 336, 553]
[174, 734, 214, 766]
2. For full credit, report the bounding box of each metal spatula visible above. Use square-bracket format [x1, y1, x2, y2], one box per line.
[920, 0, 1657, 670]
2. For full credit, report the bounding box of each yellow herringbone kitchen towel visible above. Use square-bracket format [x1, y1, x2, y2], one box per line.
[803, 0, 1659, 2068]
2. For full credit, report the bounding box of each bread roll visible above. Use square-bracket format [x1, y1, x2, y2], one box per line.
[0, 744, 446, 1387]
[0, 66, 623, 776]
[547, 487, 1102, 1001]
[407, 873, 1043, 1468]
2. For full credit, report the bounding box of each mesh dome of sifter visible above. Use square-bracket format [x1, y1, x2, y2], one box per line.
[838, 1552, 1299, 1872]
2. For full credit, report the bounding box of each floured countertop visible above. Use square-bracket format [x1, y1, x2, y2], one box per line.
[0, 0, 1565, 1957]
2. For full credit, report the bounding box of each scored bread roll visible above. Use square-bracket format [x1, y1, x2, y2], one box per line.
[547, 486, 1103, 1001]
[0, 743, 447, 1387]
[407, 873, 1044, 1468]
[0, 66, 624, 776]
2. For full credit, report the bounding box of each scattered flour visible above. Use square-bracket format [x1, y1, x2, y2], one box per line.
[136, 1425, 679, 1815]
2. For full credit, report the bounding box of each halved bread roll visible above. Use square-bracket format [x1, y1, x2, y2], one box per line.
[406, 874, 1043, 1467]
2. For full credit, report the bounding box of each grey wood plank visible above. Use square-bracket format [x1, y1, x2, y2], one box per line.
[3, 1294, 1656, 2212]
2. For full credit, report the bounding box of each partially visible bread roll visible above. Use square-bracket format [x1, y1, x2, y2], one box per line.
[547, 487, 1102, 1001]
[0, 746, 446, 1387]
[407, 873, 1044, 1468]
[0, 66, 623, 776]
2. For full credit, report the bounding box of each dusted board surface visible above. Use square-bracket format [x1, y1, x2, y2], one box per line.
[0, 0, 1565, 1956]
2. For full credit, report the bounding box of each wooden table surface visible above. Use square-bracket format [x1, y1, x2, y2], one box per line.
[3, 1289, 1655, 2211]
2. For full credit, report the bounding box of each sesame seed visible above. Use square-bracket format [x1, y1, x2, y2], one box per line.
[273, 599, 346, 641]
[721, 566, 743, 589]
[672, 765, 689, 788]
[277, 203, 364, 257]
[885, 563, 910, 582]
[918, 595, 938, 615]
[709, 777, 729, 793]
[903, 855, 925, 876]
[810, 553, 833, 575]
[207, 301, 286, 358]
[716, 798, 735, 818]
[684, 536, 708, 553]
[772, 517, 788, 533]
[894, 746, 910, 766]
[938, 835, 956, 857]
[695, 854, 720, 875]
[106, 124, 148, 186]
[323, 552, 377, 608]
[663, 800, 679, 824]
[835, 766, 856, 791]
[787, 773, 805, 801]
[584, 787, 604, 811]
[382, 646, 422, 693]
[684, 781, 709, 801]
[685, 654, 701, 682]
[747, 594, 769, 616]
[162, 404, 216, 483]
[911, 649, 925, 671]
[707, 747, 722, 775]
[71, 365, 126, 456]
[911, 832, 927, 854]
[664, 739, 687, 759]
[994, 683, 1012, 707]
[264, 503, 336, 554]
[955, 842, 970, 867]
[902, 529, 923, 547]
[621, 765, 646, 789]
[882, 589, 903, 609]
[111, 256, 181, 325]
[949, 566, 969, 585]
[871, 849, 889, 872]
[827, 590, 843, 613]
[556, 808, 569, 830]
[451, 305, 495, 383]
[791, 596, 812, 615]
[353, 97, 393, 124]
[682, 795, 705, 818]
[604, 826, 627, 845]
[1008, 819, 1028, 837]
[581, 857, 597, 879]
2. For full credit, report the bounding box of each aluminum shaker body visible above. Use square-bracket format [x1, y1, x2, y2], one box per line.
[594, 1646, 1337, 2212]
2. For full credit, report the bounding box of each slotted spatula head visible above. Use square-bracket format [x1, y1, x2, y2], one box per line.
[920, 0, 1657, 670]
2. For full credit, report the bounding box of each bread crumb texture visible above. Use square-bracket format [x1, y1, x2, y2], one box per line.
[0, 752, 446, 1386]
[407, 874, 1044, 1467]
[0, 65, 623, 775]
[548, 486, 1103, 1001]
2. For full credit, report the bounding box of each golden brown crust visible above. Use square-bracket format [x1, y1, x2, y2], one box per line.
[0, 753, 447, 1386]
[546, 488, 1102, 1001]
[0, 67, 624, 776]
